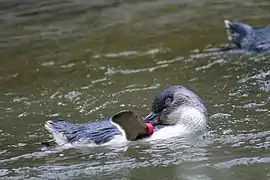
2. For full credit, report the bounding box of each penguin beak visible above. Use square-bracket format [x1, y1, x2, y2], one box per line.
[144, 111, 161, 125]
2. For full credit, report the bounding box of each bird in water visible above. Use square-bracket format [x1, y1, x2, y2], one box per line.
[224, 20, 270, 52]
[43, 85, 208, 148]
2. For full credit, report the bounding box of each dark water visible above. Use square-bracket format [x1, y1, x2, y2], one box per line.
[0, 0, 270, 179]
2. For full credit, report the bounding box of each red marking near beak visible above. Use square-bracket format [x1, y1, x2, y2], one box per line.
[146, 123, 154, 135]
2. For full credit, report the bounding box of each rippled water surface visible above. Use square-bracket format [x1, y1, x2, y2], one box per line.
[1, 0, 270, 179]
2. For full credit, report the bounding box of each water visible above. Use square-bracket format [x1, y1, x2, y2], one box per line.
[0, 0, 270, 179]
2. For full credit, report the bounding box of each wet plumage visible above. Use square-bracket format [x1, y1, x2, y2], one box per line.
[224, 20, 270, 52]
[45, 85, 208, 146]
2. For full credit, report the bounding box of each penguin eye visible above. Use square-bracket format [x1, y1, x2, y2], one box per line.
[164, 97, 172, 105]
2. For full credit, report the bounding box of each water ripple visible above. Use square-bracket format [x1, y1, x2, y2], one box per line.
[106, 64, 169, 75]
[92, 48, 169, 59]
